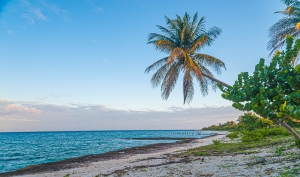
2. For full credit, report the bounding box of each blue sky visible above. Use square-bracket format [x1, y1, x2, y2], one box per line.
[0, 0, 286, 131]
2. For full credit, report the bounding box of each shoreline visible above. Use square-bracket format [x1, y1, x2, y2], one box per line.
[0, 133, 224, 177]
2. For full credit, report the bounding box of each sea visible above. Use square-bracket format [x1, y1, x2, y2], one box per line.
[0, 130, 212, 173]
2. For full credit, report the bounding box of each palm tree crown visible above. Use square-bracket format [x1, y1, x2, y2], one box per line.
[268, 0, 300, 65]
[145, 12, 227, 104]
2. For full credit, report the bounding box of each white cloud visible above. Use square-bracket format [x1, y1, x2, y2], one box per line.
[2, 103, 42, 115]
[18, 0, 69, 24]
[38, 0, 70, 21]
[7, 30, 12, 34]
[83, 0, 104, 14]
[0, 99, 243, 132]
[31, 8, 47, 20]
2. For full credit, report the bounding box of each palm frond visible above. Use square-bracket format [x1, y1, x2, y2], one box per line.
[150, 63, 170, 88]
[192, 71, 209, 96]
[191, 12, 199, 28]
[167, 47, 184, 64]
[202, 26, 222, 47]
[165, 16, 181, 36]
[190, 59, 203, 81]
[269, 1, 300, 57]
[199, 65, 218, 91]
[183, 69, 194, 104]
[268, 28, 300, 55]
[145, 57, 168, 73]
[281, 0, 300, 7]
[190, 26, 222, 52]
[183, 52, 195, 70]
[192, 16, 206, 38]
[194, 53, 226, 74]
[148, 33, 177, 44]
[156, 25, 179, 45]
[161, 61, 182, 100]
[148, 33, 178, 52]
[198, 63, 213, 76]
[191, 61, 219, 94]
[269, 17, 300, 36]
[276, 6, 296, 15]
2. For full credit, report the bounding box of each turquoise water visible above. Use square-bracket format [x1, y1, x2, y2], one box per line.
[0, 130, 211, 173]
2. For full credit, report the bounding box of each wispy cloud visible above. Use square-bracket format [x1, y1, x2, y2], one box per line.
[0, 99, 242, 132]
[17, 0, 70, 24]
[84, 0, 104, 14]
[35, 93, 73, 101]
[30, 8, 47, 20]
[7, 30, 12, 34]
[38, 0, 70, 21]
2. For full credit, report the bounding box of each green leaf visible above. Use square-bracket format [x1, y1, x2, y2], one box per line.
[276, 112, 283, 118]
[295, 64, 300, 73]
[288, 106, 294, 113]
[282, 101, 287, 110]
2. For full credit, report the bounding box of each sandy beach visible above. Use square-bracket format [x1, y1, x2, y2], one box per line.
[2, 132, 300, 177]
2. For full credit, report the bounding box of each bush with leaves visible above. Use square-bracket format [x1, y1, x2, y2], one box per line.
[226, 131, 239, 140]
[218, 36, 300, 140]
[237, 112, 274, 131]
[241, 127, 290, 142]
[202, 121, 237, 131]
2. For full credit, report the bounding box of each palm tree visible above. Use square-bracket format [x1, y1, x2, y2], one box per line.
[145, 12, 228, 104]
[268, 0, 300, 66]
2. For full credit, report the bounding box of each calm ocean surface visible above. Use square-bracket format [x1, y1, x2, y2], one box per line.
[0, 130, 212, 173]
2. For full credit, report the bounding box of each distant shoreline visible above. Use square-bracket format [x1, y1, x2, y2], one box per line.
[0, 133, 219, 177]
[0, 129, 206, 133]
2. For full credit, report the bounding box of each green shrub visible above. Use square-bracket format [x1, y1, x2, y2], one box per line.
[241, 127, 291, 142]
[236, 112, 274, 131]
[267, 127, 290, 136]
[241, 132, 263, 142]
[226, 132, 239, 140]
[296, 139, 300, 148]
[193, 151, 208, 156]
[213, 139, 221, 145]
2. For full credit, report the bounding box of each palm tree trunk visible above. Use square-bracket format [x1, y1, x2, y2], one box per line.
[202, 73, 230, 87]
[281, 122, 300, 140]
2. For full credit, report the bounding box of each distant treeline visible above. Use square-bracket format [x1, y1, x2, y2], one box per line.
[202, 112, 300, 131]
